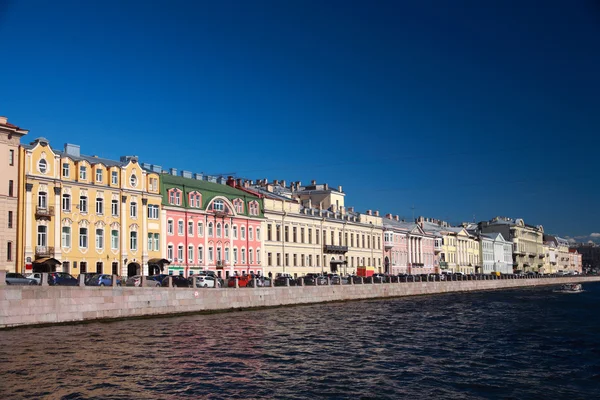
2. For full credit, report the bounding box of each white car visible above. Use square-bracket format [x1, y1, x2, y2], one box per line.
[25, 273, 43, 284]
[193, 275, 219, 288]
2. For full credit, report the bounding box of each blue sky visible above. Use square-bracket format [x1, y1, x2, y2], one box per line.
[1, 0, 599, 242]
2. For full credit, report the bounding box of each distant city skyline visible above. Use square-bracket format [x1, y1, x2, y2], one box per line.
[1, 0, 598, 242]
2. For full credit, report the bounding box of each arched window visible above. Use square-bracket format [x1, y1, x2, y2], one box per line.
[233, 225, 238, 239]
[224, 224, 230, 237]
[197, 222, 204, 236]
[241, 226, 246, 240]
[216, 223, 222, 237]
[249, 248, 254, 264]
[208, 222, 213, 237]
[213, 199, 224, 212]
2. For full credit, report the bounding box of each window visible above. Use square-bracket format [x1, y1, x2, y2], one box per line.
[197, 222, 204, 236]
[268, 252, 272, 266]
[130, 202, 137, 218]
[257, 249, 261, 264]
[316, 229, 320, 245]
[277, 253, 281, 266]
[256, 228, 261, 240]
[233, 248, 238, 263]
[111, 230, 119, 250]
[224, 224, 229, 237]
[293, 227, 297, 242]
[96, 168, 103, 182]
[177, 245, 184, 261]
[149, 177, 158, 191]
[167, 245, 174, 261]
[267, 225, 272, 241]
[153, 233, 159, 251]
[79, 195, 88, 213]
[96, 228, 104, 250]
[188, 245, 194, 263]
[241, 226, 246, 240]
[249, 201, 259, 216]
[62, 227, 71, 248]
[308, 228, 312, 244]
[167, 220, 174, 235]
[38, 191, 47, 209]
[80, 166, 87, 180]
[234, 199, 243, 213]
[148, 204, 159, 219]
[216, 247, 222, 262]
[301, 228, 305, 243]
[8, 211, 13, 228]
[175, 191, 181, 205]
[130, 231, 137, 251]
[38, 159, 48, 174]
[6, 242, 12, 261]
[130, 174, 137, 187]
[8, 180, 13, 197]
[62, 163, 69, 177]
[169, 191, 175, 204]
[276, 225, 281, 241]
[233, 225, 238, 239]
[188, 221, 193, 236]
[213, 199, 224, 212]
[208, 222, 213, 237]
[331, 231, 334, 245]
[208, 247, 214, 262]
[285, 253, 289, 267]
[147, 233, 153, 252]
[111, 199, 119, 216]
[9, 150, 14, 166]
[198, 246, 203, 263]
[284, 226, 289, 242]
[79, 227, 88, 248]
[241, 248, 246, 264]
[178, 220, 184, 235]
[225, 247, 230, 262]
[293, 254, 297, 267]
[249, 249, 254, 264]
[62, 194, 71, 212]
[111, 171, 118, 185]
[216, 223, 222, 237]
[249, 227, 253, 241]
[96, 197, 103, 215]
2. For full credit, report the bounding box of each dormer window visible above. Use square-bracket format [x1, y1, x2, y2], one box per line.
[249, 201, 259, 216]
[213, 199, 224, 212]
[189, 192, 201, 208]
[234, 199, 243, 214]
[175, 191, 181, 205]
[80, 165, 87, 180]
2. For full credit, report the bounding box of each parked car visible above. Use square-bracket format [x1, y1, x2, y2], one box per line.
[300, 274, 328, 286]
[5, 273, 37, 285]
[246, 276, 270, 287]
[25, 273, 43, 285]
[161, 275, 191, 288]
[190, 275, 220, 288]
[148, 274, 169, 284]
[227, 274, 253, 288]
[48, 272, 79, 286]
[372, 274, 387, 283]
[274, 276, 297, 286]
[125, 275, 161, 287]
[86, 274, 122, 287]
[80, 272, 98, 285]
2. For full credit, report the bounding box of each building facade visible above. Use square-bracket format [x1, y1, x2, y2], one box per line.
[568, 248, 583, 274]
[160, 170, 263, 278]
[0, 117, 28, 272]
[478, 232, 512, 274]
[543, 235, 570, 274]
[573, 243, 600, 271]
[383, 215, 436, 275]
[230, 179, 384, 278]
[19, 138, 163, 277]
[480, 217, 545, 273]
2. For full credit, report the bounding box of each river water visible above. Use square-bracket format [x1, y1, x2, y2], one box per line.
[2, 283, 600, 399]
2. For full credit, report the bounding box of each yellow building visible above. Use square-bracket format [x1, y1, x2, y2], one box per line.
[236, 179, 384, 278]
[420, 219, 480, 274]
[19, 138, 163, 277]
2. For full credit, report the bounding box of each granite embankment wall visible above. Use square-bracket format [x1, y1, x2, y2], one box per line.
[2, 277, 599, 329]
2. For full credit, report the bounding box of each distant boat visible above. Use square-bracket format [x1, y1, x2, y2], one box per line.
[553, 283, 584, 294]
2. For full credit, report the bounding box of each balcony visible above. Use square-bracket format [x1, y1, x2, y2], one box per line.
[35, 246, 55, 257]
[384, 239, 394, 250]
[434, 243, 443, 252]
[35, 206, 54, 219]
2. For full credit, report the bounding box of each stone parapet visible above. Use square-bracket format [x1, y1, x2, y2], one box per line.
[1, 277, 599, 329]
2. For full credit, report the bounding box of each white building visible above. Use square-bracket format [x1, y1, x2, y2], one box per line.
[480, 232, 512, 274]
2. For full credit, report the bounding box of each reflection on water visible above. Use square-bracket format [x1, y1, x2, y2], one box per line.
[2, 283, 600, 399]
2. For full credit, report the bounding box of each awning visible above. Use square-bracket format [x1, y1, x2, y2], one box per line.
[148, 258, 170, 266]
[33, 257, 62, 265]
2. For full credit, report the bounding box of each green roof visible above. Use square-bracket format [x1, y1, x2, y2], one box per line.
[160, 173, 263, 218]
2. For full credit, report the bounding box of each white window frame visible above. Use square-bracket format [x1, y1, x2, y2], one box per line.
[111, 170, 118, 185]
[79, 227, 88, 249]
[111, 230, 119, 250]
[96, 228, 104, 250]
[130, 202, 137, 218]
[177, 220, 184, 236]
[130, 231, 137, 251]
[62, 163, 70, 178]
[61, 226, 71, 248]
[80, 165, 87, 180]
[96, 197, 103, 215]
[167, 220, 174, 235]
[96, 168, 103, 182]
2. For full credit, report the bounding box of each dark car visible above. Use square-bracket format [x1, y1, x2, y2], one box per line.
[5, 273, 37, 285]
[274, 276, 297, 286]
[86, 274, 122, 286]
[148, 274, 169, 284]
[350, 275, 364, 284]
[372, 274, 386, 283]
[81, 272, 98, 285]
[246, 276, 270, 287]
[161, 275, 191, 288]
[48, 272, 79, 286]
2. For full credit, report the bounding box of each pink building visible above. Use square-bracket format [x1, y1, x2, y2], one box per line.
[569, 248, 583, 274]
[383, 214, 436, 275]
[160, 169, 264, 279]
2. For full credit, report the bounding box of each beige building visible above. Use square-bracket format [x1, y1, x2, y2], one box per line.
[0, 117, 28, 273]
[19, 137, 163, 277]
[481, 217, 545, 273]
[235, 179, 384, 278]
[421, 219, 480, 274]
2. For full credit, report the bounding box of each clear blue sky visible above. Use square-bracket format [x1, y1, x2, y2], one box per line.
[1, 0, 599, 242]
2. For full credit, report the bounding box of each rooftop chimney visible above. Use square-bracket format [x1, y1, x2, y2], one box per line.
[366, 210, 372, 215]
[324, 183, 329, 190]
[311, 180, 316, 185]
[64, 143, 81, 158]
[194, 172, 203, 180]
[181, 170, 192, 179]
[169, 168, 177, 176]
[338, 185, 343, 192]
[348, 206, 354, 213]
[374, 210, 379, 217]
[0, 116, 7, 124]
[394, 215, 399, 221]
[385, 213, 393, 219]
[281, 180, 286, 188]
[151, 165, 162, 174]
[226, 176, 236, 188]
